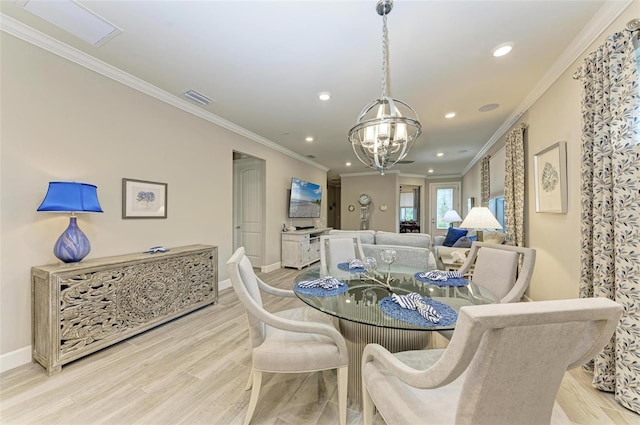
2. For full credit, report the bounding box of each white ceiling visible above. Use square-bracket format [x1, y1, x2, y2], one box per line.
[1, 1, 630, 182]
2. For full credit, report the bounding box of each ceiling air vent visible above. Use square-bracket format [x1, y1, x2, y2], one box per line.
[397, 160, 414, 164]
[183, 90, 214, 105]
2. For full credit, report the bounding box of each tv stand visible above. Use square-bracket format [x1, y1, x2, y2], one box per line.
[281, 227, 332, 269]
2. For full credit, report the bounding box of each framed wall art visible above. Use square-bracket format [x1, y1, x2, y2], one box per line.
[533, 142, 567, 213]
[122, 178, 167, 219]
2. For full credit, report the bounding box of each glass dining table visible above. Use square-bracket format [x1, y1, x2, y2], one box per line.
[293, 263, 499, 405]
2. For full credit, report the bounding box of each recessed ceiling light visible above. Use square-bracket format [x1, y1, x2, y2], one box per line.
[428, 169, 434, 173]
[445, 112, 456, 119]
[437, 152, 444, 157]
[305, 136, 314, 142]
[478, 103, 500, 112]
[318, 92, 331, 101]
[346, 162, 352, 166]
[492, 42, 513, 57]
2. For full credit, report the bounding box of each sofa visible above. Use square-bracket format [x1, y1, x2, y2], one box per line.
[328, 229, 437, 270]
[433, 229, 506, 269]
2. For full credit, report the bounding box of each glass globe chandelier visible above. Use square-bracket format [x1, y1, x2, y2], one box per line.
[348, 0, 422, 175]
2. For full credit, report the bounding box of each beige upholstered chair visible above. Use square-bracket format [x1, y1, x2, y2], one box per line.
[458, 241, 536, 303]
[362, 298, 622, 425]
[319, 234, 366, 275]
[439, 242, 536, 341]
[226, 247, 348, 425]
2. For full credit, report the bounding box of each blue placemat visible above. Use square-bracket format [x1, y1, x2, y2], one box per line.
[337, 262, 365, 273]
[294, 282, 349, 297]
[379, 296, 457, 326]
[414, 272, 468, 287]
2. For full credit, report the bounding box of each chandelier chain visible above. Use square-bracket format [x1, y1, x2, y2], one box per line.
[381, 12, 388, 98]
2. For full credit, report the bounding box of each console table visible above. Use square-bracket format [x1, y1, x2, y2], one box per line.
[281, 227, 331, 269]
[31, 244, 217, 375]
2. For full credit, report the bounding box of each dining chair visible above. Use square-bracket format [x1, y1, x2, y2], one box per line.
[458, 241, 536, 303]
[226, 247, 348, 425]
[362, 298, 622, 425]
[438, 242, 536, 341]
[319, 234, 366, 275]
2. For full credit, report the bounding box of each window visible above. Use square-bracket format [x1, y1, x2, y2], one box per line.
[488, 196, 505, 229]
[400, 192, 415, 222]
[436, 188, 454, 230]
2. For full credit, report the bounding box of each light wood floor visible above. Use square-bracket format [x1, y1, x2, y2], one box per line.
[1, 267, 638, 425]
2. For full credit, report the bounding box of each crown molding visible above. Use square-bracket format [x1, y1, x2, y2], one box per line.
[398, 173, 428, 179]
[425, 174, 463, 181]
[0, 14, 329, 172]
[461, 0, 633, 176]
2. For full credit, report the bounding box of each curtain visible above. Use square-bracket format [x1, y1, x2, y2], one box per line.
[480, 155, 490, 207]
[504, 124, 527, 247]
[576, 29, 640, 414]
[413, 187, 420, 227]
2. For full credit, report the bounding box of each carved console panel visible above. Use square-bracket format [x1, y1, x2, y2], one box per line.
[32, 245, 217, 375]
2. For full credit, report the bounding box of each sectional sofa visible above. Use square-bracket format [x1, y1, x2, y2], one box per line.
[328, 229, 437, 270]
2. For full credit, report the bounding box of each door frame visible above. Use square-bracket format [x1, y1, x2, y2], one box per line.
[233, 153, 266, 267]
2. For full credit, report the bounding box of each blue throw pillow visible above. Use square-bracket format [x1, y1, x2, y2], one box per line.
[442, 228, 468, 247]
[452, 234, 477, 248]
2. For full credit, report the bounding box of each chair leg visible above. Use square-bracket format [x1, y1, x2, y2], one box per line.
[245, 368, 253, 391]
[243, 370, 262, 425]
[362, 377, 374, 425]
[337, 366, 348, 425]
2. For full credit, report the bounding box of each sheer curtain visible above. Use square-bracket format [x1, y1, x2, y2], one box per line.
[480, 155, 490, 207]
[504, 124, 527, 247]
[575, 29, 640, 414]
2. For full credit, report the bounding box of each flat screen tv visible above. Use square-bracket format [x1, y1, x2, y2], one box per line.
[288, 177, 322, 218]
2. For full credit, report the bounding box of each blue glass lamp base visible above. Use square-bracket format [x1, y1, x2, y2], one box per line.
[53, 216, 91, 263]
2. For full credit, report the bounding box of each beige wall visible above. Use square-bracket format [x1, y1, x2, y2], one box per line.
[462, 2, 640, 301]
[340, 173, 398, 231]
[0, 34, 326, 357]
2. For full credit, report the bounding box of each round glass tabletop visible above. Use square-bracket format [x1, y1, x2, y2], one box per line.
[293, 265, 499, 331]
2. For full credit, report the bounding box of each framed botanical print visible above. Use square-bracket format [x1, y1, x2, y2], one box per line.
[533, 142, 567, 213]
[122, 178, 167, 219]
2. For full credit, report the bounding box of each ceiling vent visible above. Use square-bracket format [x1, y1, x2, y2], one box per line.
[397, 160, 414, 164]
[17, 0, 122, 46]
[183, 90, 214, 105]
[305, 154, 317, 159]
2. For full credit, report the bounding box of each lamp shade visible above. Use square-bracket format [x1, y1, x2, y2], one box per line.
[460, 207, 502, 230]
[442, 209, 462, 223]
[37, 182, 103, 213]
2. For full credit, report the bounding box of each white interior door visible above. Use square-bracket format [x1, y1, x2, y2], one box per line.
[428, 182, 461, 238]
[233, 156, 265, 266]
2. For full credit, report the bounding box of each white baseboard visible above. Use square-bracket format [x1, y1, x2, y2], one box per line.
[261, 262, 281, 273]
[218, 278, 231, 292]
[1, 345, 32, 373]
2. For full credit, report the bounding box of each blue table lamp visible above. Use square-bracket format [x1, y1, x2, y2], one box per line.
[37, 182, 103, 263]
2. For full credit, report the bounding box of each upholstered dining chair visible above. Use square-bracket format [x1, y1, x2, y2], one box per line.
[438, 242, 536, 341]
[226, 247, 348, 425]
[362, 298, 622, 425]
[458, 241, 536, 303]
[319, 234, 366, 275]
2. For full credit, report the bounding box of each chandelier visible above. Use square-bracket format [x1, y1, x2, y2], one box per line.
[348, 0, 421, 175]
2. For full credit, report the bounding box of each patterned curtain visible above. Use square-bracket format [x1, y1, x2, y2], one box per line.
[575, 30, 640, 414]
[480, 155, 490, 207]
[413, 188, 420, 229]
[504, 124, 527, 247]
